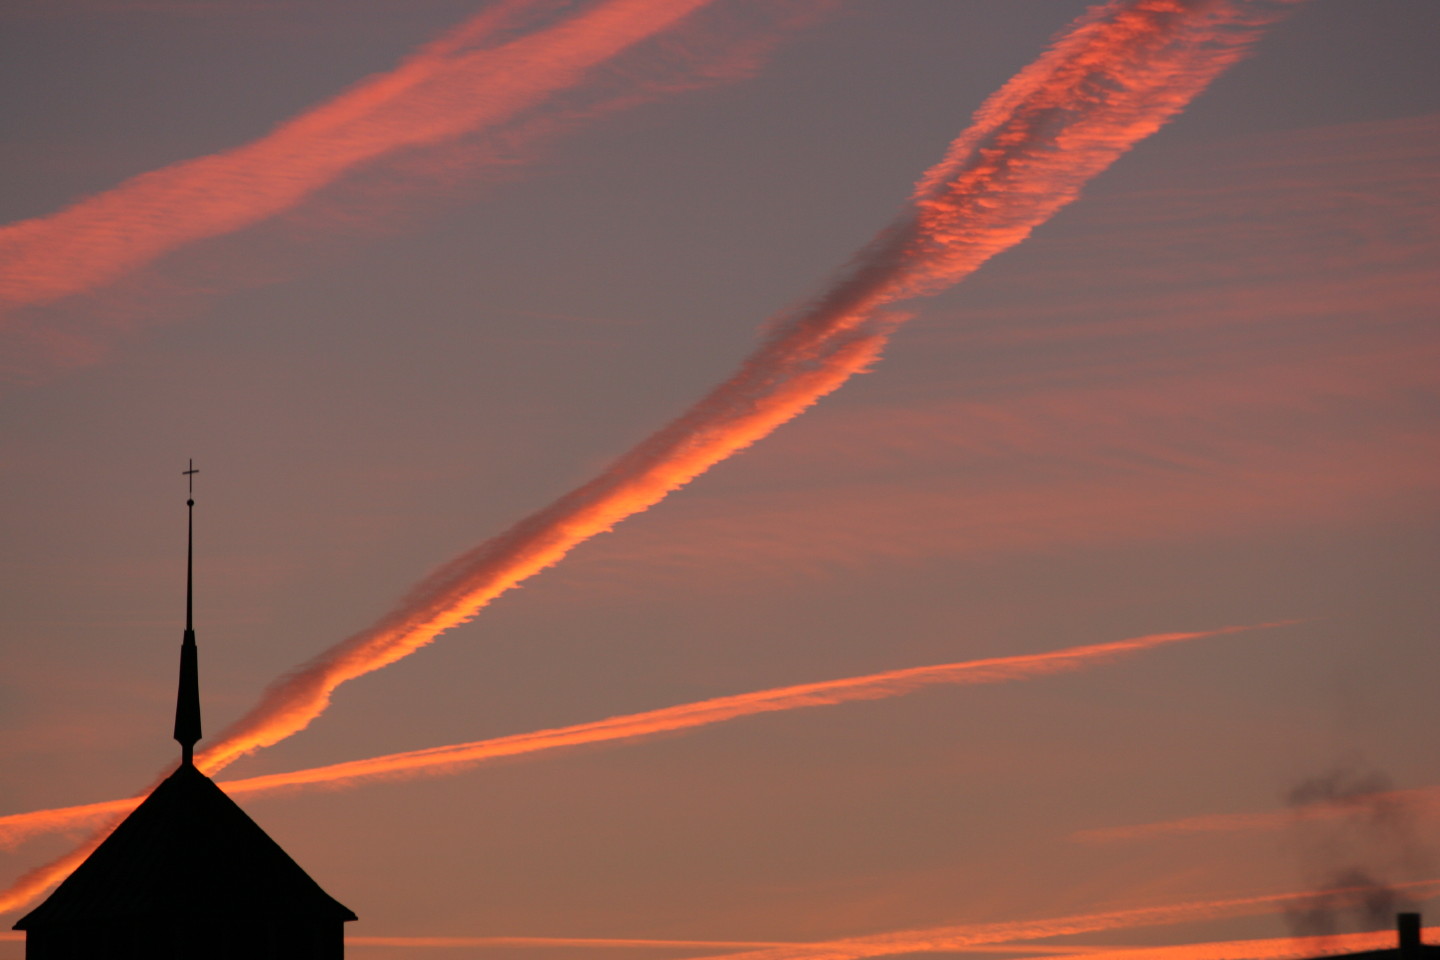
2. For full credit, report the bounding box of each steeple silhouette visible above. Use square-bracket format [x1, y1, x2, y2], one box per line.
[13, 463, 357, 958]
[175, 460, 202, 766]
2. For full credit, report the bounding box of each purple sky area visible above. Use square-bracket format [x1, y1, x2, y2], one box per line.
[1, 2, 1438, 958]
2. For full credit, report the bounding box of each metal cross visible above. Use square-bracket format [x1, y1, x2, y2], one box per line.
[183, 459, 198, 496]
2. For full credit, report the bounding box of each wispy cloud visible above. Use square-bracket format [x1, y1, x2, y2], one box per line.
[0, 0, 722, 310]
[337, 926, 1440, 957]
[1073, 786, 1440, 845]
[1046, 926, 1439, 960]
[343, 936, 1122, 951]
[0, 0, 1304, 920]
[1, 0, 805, 382]
[681, 881, 1440, 960]
[190, 0, 1302, 781]
[0, 625, 1270, 853]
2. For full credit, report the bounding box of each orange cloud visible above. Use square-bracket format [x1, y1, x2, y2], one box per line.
[0, 0, 721, 316]
[338, 928, 1439, 957]
[558, 322, 1438, 587]
[0, 625, 1268, 853]
[346, 936, 804, 950]
[0, 0, 1303, 921]
[343, 937, 1120, 951]
[0, 839, 105, 920]
[193, 0, 1299, 782]
[1073, 786, 1440, 844]
[1052, 928, 1440, 960]
[562, 427, 1437, 588]
[0, 927, 1425, 954]
[683, 880, 1440, 960]
[193, 328, 892, 775]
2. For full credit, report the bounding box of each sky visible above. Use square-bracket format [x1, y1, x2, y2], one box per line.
[0, 1, 1437, 958]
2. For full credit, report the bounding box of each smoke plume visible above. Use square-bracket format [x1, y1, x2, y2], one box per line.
[1284, 761, 1437, 941]
[968, 925, 1438, 960]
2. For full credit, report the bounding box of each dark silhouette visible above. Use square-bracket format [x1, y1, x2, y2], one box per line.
[1325, 914, 1440, 960]
[174, 459, 202, 767]
[13, 464, 357, 958]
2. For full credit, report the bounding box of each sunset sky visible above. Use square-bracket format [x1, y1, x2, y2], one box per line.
[1, 1, 1437, 958]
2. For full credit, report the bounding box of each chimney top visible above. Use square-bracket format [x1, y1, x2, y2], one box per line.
[1399, 913, 1423, 954]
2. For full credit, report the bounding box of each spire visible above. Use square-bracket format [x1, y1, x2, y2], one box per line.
[174, 460, 202, 766]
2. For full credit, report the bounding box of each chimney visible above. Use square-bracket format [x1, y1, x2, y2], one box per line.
[1399, 913, 1422, 955]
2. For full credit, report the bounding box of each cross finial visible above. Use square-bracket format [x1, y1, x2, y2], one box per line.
[175, 459, 202, 766]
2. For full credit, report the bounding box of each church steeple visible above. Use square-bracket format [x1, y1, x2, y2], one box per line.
[174, 460, 202, 767]
[14, 463, 357, 955]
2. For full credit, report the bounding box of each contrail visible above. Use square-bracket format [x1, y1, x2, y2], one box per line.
[1072, 786, 1440, 844]
[680, 880, 1440, 960]
[0, 932, 1105, 950]
[0, 0, 729, 314]
[346, 937, 816, 950]
[340, 928, 1437, 955]
[0, 625, 1271, 851]
[195, 0, 1304, 778]
[0, 843, 100, 921]
[344, 937, 1120, 951]
[0, 0, 1303, 919]
[0, 927, 1426, 954]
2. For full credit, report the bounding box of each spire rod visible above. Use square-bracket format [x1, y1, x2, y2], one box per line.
[175, 460, 202, 766]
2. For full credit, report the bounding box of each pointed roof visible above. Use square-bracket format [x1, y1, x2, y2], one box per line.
[14, 464, 355, 931]
[14, 763, 356, 928]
